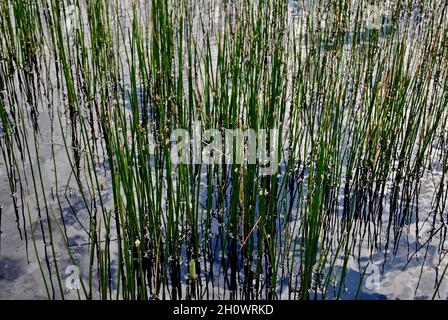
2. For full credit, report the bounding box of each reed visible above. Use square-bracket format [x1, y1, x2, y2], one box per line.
[0, 0, 447, 300]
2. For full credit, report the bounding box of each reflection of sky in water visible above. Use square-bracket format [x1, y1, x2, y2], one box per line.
[326, 235, 448, 300]
[1, 0, 447, 300]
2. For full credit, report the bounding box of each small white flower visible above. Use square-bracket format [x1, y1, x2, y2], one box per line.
[135, 239, 141, 247]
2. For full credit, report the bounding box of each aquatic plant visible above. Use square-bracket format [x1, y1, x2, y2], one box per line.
[0, 0, 447, 300]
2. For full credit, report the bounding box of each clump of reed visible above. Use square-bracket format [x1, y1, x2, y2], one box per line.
[0, 0, 447, 300]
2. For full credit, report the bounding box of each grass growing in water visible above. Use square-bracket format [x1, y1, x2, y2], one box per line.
[0, 0, 447, 300]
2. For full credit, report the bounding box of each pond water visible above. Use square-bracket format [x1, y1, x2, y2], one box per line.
[0, 0, 447, 300]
